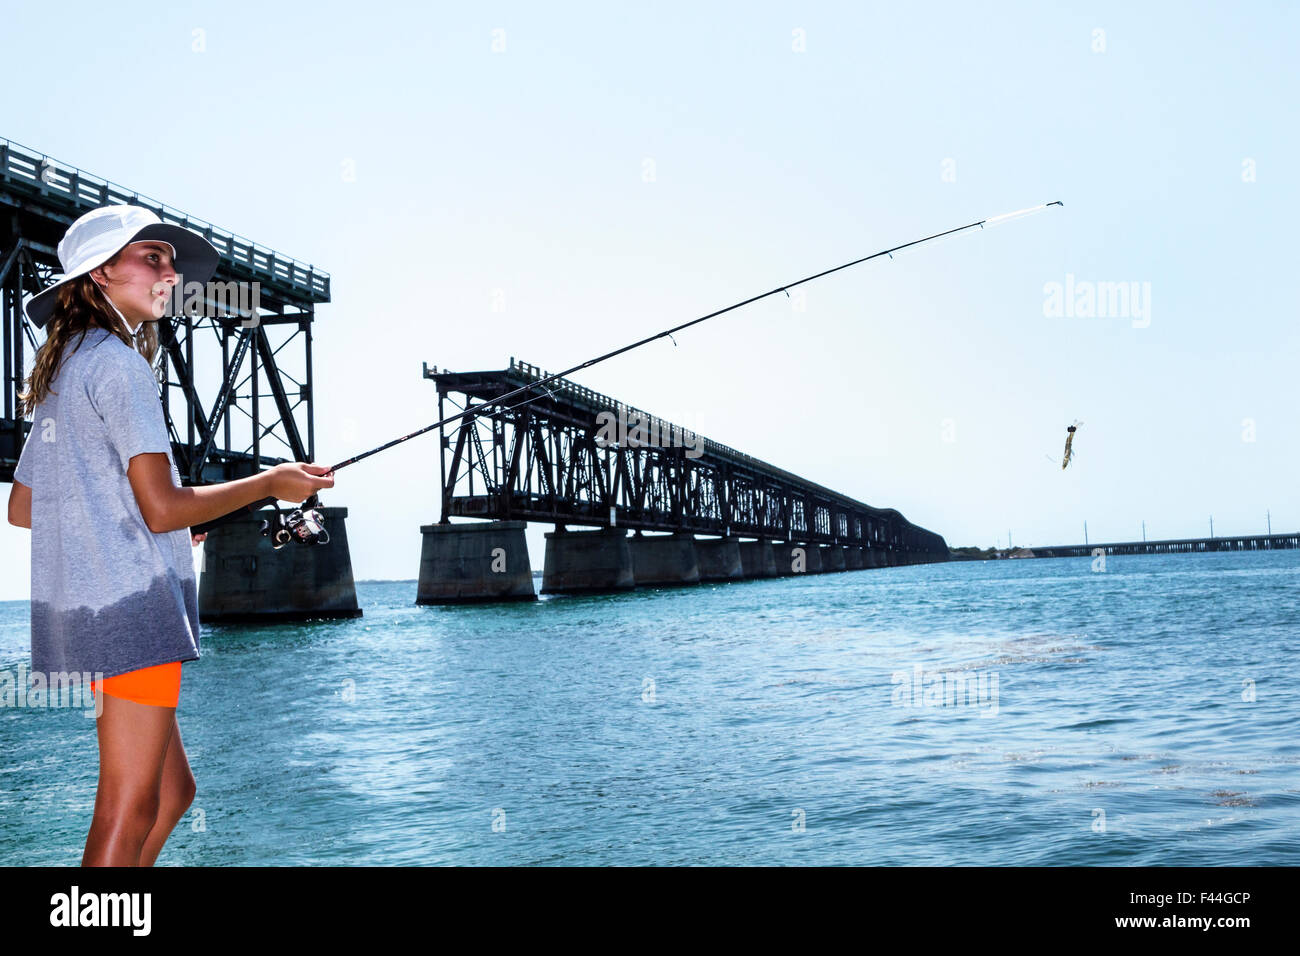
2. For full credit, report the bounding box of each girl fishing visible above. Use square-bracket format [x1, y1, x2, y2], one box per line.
[6, 205, 335, 866]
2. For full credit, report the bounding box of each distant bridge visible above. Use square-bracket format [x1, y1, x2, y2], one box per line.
[1027, 533, 1300, 559]
[429, 359, 947, 555]
[416, 359, 949, 602]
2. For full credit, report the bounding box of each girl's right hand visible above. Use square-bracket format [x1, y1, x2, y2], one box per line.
[266, 462, 335, 503]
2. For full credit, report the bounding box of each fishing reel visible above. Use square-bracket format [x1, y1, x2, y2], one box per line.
[260, 494, 330, 550]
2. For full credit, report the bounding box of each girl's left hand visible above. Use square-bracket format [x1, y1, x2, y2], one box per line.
[191, 532, 207, 547]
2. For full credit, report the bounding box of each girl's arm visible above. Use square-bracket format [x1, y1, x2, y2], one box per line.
[7, 480, 31, 529]
[126, 455, 334, 535]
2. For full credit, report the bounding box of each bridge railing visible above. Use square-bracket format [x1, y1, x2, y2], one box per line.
[0, 136, 329, 302]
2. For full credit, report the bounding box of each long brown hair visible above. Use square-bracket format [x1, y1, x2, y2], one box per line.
[18, 257, 162, 418]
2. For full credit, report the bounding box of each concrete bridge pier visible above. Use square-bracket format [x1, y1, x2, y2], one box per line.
[416, 520, 536, 604]
[629, 532, 701, 587]
[820, 545, 847, 572]
[772, 542, 796, 576]
[542, 527, 635, 595]
[845, 546, 865, 570]
[776, 542, 823, 575]
[695, 536, 744, 581]
[802, 544, 824, 573]
[738, 540, 778, 578]
[199, 506, 362, 622]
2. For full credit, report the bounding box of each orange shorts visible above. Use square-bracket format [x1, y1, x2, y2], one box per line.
[89, 661, 182, 708]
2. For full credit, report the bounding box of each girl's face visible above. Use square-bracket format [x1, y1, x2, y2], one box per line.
[92, 241, 178, 327]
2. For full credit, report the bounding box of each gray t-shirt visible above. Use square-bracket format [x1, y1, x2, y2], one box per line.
[14, 325, 200, 682]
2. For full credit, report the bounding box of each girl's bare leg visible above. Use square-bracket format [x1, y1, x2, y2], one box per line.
[137, 713, 196, 866]
[82, 694, 175, 866]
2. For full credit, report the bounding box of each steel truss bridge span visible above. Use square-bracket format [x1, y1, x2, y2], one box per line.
[427, 358, 949, 562]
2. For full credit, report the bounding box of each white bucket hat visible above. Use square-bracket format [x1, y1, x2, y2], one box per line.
[24, 204, 220, 329]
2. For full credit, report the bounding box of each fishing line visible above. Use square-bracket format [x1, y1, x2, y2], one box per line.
[193, 201, 1063, 539]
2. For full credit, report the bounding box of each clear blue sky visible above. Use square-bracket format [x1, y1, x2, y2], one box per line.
[3, 1, 1296, 598]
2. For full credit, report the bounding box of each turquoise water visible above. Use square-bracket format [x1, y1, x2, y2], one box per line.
[1, 550, 1298, 865]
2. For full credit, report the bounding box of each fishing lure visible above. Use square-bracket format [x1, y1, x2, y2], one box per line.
[1061, 420, 1082, 470]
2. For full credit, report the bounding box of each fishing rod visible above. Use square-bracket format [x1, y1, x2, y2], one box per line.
[193, 200, 1063, 541]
